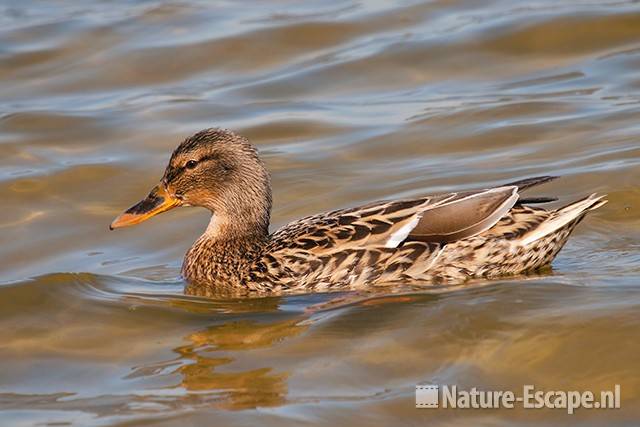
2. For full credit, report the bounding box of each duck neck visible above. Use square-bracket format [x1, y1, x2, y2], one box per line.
[181, 212, 269, 291]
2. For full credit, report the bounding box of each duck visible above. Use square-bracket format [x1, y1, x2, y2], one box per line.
[110, 128, 607, 296]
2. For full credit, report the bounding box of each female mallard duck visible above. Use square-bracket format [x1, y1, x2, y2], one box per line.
[111, 128, 606, 295]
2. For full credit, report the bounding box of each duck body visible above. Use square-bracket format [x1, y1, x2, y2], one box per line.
[183, 183, 605, 295]
[111, 128, 606, 296]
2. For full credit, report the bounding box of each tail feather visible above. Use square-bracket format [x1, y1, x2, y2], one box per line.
[519, 193, 607, 246]
[558, 193, 608, 214]
[506, 176, 559, 192]
[516, 196, 558, 205]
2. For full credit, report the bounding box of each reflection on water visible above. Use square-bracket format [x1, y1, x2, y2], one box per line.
[121, 318, 306, 411]
[167, 319, 304, 409]
[1, 0, 640, 426]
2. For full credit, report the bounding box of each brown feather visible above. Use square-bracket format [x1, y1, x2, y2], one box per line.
[408, 187, 518, 243]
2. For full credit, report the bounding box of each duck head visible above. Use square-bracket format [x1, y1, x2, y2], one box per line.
[110, 128, 272, 238]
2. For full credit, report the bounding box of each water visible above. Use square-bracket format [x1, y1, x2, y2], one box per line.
[1, 0, 640, 425]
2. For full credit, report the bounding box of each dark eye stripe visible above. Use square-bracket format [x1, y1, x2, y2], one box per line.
[165, 154, 220, 183]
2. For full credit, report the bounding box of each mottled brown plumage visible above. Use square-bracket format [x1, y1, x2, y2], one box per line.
[111, 128, 607, 296]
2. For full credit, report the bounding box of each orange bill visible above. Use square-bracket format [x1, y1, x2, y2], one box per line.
[110, 184, 181, 230]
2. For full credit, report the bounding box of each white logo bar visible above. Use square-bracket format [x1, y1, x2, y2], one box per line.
[416, 384, 620, 414]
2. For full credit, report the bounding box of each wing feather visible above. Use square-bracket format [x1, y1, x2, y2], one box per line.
[251, 179, 565, 290]
[269, 186, 518, 252]
[408, 186, 519, 244]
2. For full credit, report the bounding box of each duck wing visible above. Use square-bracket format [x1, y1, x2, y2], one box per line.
[256, 180, 569, 291]
[404, 186, 518, 244]
[268, 185, 519, 252]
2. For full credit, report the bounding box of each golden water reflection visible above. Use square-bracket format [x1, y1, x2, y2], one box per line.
[163, 319, 306, 410]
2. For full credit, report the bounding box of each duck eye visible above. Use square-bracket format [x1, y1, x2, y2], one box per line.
[185, 160, 198, 170]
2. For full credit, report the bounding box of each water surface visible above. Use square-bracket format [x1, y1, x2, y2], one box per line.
[1, 0, 640, 425]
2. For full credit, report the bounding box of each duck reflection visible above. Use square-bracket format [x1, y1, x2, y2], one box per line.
[167, 318, 306, 410]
